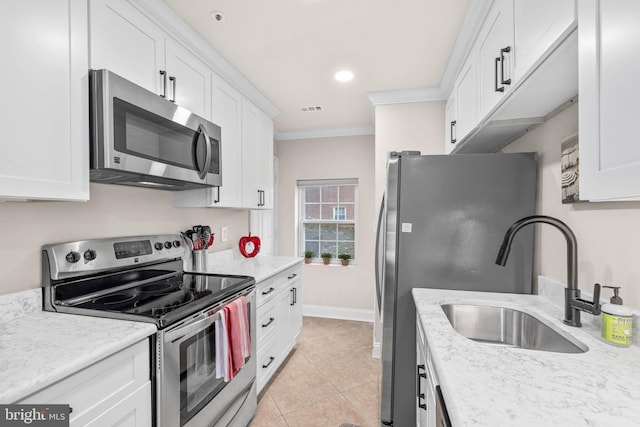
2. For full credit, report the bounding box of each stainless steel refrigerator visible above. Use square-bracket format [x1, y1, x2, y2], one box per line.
[376, 151, 537, 427]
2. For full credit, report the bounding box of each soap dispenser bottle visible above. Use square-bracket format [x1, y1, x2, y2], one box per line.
[601, 286, 633, 346]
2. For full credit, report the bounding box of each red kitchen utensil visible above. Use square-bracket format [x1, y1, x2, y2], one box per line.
[239, 233, 260, 258]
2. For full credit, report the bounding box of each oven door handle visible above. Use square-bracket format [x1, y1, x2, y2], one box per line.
[164, 311, 220, 343]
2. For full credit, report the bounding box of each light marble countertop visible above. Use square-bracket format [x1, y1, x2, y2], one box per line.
[0, 289, 156, 403]
[185, 250, 303, 283]
[413, 287, 640, 427]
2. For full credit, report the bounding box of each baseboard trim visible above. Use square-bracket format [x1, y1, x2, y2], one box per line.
[302, 305, 374, 323]
[372, 342, 381, 359]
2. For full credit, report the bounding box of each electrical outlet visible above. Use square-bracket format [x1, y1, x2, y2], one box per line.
[221, 226, 228, 242]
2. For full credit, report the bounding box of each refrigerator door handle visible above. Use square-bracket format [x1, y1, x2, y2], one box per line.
[375, 196, 385, 314]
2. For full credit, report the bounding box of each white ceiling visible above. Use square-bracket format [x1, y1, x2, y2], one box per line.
[166, 0, 470, 137]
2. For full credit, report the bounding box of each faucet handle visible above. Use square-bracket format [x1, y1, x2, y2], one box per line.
[569, 283, 601, 315]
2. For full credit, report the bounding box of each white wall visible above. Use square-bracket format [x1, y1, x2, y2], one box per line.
[276, 135, 375, 312]
[504, 103, 640, 310]
[0, 184, 249, 295]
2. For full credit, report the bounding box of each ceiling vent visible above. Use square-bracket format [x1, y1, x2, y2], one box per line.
[300, 106, 323, 112]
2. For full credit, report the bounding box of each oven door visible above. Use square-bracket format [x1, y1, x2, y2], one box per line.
[90, 69, 222, 188]
[157, 288, 256, 427]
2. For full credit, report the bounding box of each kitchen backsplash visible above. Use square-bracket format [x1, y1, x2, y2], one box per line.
[0, 183, 249, 295]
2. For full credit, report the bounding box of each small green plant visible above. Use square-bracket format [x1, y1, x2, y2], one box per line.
[321, 252, 333, 265]
[304, 250, 315, 258]
[338, 253, 352, 260]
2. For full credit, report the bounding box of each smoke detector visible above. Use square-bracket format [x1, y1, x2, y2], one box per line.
[211, 11, 225, 22]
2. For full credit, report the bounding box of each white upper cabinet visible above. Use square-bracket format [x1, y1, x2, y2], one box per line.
[89, 0, 164, 94]
[444, 93, 457, 154]
[477, 0, 514, 119]
[90, 0, 212, 119]
[174, 74, 243, 208]
[579, 0, 640, 200]
[448, 0, 577, 153]
[513, 0, 576, 82]
[164, 39, 212, 120]
[241, 100, 274, 210]
[0, 0, 89, 201]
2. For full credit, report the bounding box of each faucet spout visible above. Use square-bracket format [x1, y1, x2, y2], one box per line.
[495, 215, 591, 327]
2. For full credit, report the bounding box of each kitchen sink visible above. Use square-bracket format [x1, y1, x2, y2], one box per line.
[441, 304, 588, 354]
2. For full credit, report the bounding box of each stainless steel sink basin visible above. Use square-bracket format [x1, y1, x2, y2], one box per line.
[441, 304, 588, 354]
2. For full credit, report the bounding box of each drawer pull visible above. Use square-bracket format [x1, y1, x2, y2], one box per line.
[287, 273, 297, 280]
[262, 287, 275, 295]
[262, 356, 275, 369]
[262, 317, 275, 328]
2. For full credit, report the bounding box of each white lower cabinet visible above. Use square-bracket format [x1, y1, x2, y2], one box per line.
[416, 320, 437, 427]
[255, 262, 303, 393]
[18, 340, 151, 427]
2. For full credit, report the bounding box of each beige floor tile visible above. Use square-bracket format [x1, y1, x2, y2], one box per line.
[269, 369, 340, 415]
[259, 316, 381, 425]
[342, 380, 381, 426]
[249, 415, 288, 427]
[282, 394, 369, 427]
[252, 391, 281, 424]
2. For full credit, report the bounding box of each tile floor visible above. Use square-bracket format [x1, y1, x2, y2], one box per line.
[249, 316, 381, 427]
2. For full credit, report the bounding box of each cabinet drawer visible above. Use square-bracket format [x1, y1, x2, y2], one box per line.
[256, 335, 278, 394]
[256, 275, 277, 307]
[276, 264, 302, 291]
[256, 298, 277, 346]
[19, 340, 150, 425]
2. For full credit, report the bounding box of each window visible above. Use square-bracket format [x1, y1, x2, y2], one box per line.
[298, 179, 357, 262]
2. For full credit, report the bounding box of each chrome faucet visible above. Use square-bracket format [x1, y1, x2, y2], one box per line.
[495, 215, 601, 327]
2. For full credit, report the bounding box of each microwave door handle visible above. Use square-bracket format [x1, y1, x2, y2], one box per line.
[196, 126, 213, 180]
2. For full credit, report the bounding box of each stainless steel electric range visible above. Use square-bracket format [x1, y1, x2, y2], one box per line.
[41, 234, 256, 427]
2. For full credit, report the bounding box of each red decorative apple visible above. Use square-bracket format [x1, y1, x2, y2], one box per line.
[239, 233, 261, 258]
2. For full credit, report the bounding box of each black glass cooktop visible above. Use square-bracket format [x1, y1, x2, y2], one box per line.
[57, 272, 254, 328]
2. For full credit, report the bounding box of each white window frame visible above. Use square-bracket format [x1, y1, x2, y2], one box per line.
[297, 178, 358, 264]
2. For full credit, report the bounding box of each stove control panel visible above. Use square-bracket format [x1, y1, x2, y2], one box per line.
[43, 234, 186, 280]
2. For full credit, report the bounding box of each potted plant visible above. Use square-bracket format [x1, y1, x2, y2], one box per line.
[338, 253, 352, 266]
[304, 250, 314, 264]
[321, 252, 333, 265]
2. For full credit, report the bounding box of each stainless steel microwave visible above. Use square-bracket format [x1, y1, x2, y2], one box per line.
[89, 69, 221, 190]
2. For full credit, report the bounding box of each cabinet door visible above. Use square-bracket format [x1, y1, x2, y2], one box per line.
[257, 111, 275, 209]
[241, 99, 262, 208]
[165, 39, 212, 120]
[579, 0, 640, 200]
[513, 0, 575, 82]
[477, 0, 514, 119]
[174, 74, 243, 208]
[454, 56, 478, 142]
[83, 383, 152, 427]
[444, 93, 457, 154]
[0, 0, 89, 201]
[212, 75, 243, 207]
[290, 282, 303, 343]
[276, 284, 294, 361]
[89, 0, 164, 95]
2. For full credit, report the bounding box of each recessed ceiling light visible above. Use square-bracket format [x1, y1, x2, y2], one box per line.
[334, 70, 354, 82]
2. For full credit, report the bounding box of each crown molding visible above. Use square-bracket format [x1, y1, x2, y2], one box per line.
[439, 0, 494, 99]
[367, 87, 444, 107]
[275, 126, 375, 141]
[131, 0, 280, 118]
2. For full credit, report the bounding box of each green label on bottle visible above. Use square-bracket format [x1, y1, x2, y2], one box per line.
[602, 312, 633, 345]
